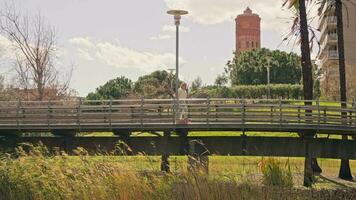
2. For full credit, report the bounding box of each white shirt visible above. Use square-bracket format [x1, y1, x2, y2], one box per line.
[178, 88, 188, 99]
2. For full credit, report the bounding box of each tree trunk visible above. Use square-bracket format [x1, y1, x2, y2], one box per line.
[298, 0, 319, 186]
[335, 0, 353, 180]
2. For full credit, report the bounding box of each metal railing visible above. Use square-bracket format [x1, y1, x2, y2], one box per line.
[0, 98, 355, 134]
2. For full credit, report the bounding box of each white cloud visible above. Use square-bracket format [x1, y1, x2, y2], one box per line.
[149, 34, 172, 41]
[149, 24, 190, 41]
[69, 37, 95, 49]
[162, 25, 190, 33]
[69, 37, 184, 72]
[164, 0, 318, 32]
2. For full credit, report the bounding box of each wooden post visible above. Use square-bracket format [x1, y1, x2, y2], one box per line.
[161, 131, 171, 172]
[270, 105, 273, 124]
[140, 97, 144, 130]
[77, 98, 82, 132]
[317, 99, 320, 131]
[241, 98, 246, 130]
[206, 97, 210, 125]
[188, 139, 209, 173]
[16, 100, 21, 133]
[64, 134, 76, 153]
[353, 99, 356, 133]
[279, 98, 282, 130]
[47, 99, 52, 131]
[352, 101, 356, 138]
[298, 106, 301, 124]
[109, 98, 112, 131]
[171, 99, 175, 125]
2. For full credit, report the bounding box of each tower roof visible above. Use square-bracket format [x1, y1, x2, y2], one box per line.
[244, 7, 252, 14]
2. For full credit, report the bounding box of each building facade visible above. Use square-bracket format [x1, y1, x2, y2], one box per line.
[318, 0, 356, 99]
[235, 7, 261, 54]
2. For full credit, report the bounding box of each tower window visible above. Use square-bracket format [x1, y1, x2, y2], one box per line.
[252, 41, 254, 47]
[246, 41, 249, 48]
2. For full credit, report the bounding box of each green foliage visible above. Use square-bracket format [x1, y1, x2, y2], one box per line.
[226, 48, 302, 85]
[260, 158, 293, 188]
[190, 76, 203, 92]
[191, 84, 303, 99]
[134, 70, 175, 98]
[86, 76, 132, 100]
[214, 73, 229, 87]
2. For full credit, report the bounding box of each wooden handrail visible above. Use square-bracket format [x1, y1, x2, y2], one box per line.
[0, 98, 355, 134]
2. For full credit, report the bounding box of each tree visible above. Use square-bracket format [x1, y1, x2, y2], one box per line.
[334, 0, 353, 181]
[86, 76, 132, 100]
[283, 0, 318, 187]
[190, 76, 203, 92]
[226, 48, 302, 85]
[134, 70, 175, 98]
[317, 0, 353, 181]
[215, 73, 228, 87]
[0, 75, 7, 100]
[0, 5, 71, 100]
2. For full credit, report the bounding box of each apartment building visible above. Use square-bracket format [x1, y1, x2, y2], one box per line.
[318, 0, 356, 77]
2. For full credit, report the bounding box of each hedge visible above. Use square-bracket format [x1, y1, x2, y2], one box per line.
[191, 84, 303, 99]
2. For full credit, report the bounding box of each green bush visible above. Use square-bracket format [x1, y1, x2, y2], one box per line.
[191, 84, 303, 99]
[260, 158, 293, 188]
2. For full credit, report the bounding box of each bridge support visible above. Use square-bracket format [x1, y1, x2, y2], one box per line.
[0, 134, 20, 152]
[338, 135, 353, 180]
[188, 139, 209, 173]
[51, 130, 77, 153]
[113, 129, 132, 137]
[303, 134, 315, 187]
[160, 131, 171, 172]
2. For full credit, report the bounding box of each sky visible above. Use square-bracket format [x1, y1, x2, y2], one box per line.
[0, 0, 319, 96]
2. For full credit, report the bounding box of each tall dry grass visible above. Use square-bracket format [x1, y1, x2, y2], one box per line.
[0, 143, 355, 200]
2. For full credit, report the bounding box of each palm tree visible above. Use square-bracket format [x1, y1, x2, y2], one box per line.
[318, 0, 353, 180]
[283, 0, 316, 186]
[335, 0, 352, 180]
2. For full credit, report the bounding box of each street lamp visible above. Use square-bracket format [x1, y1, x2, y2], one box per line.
[266, 56, 272, 99]
[167, 9, 188, 98]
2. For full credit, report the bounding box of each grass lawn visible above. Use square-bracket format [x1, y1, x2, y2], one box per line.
[67, 154, 356, 188]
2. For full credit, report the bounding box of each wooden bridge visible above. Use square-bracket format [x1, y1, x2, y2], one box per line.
[0, 98, 355, 134]
[1, 98, 356, 182]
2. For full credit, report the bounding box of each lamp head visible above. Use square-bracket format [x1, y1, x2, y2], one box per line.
[167, 10, 188, 26]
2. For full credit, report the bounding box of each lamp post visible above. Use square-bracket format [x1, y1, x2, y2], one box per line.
[167, 9, 188, 98]
[167, 68, 176, 97]
[266, 57, 272, 99]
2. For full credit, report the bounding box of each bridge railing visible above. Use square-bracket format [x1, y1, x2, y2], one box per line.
[0, 98, 355, 132]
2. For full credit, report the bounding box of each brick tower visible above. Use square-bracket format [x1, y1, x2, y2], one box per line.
[235, 7, 261, 54]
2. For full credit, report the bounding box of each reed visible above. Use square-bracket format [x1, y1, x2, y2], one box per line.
[0, 143, 355, 200]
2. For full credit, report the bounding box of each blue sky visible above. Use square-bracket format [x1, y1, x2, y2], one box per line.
[0, 0, 319, 96]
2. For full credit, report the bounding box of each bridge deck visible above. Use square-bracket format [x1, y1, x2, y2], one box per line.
[0, 98, 355, 134]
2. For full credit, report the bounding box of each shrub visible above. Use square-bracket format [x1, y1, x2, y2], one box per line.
[191, 84, 303, 99]
[260, 158, 293, 188]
